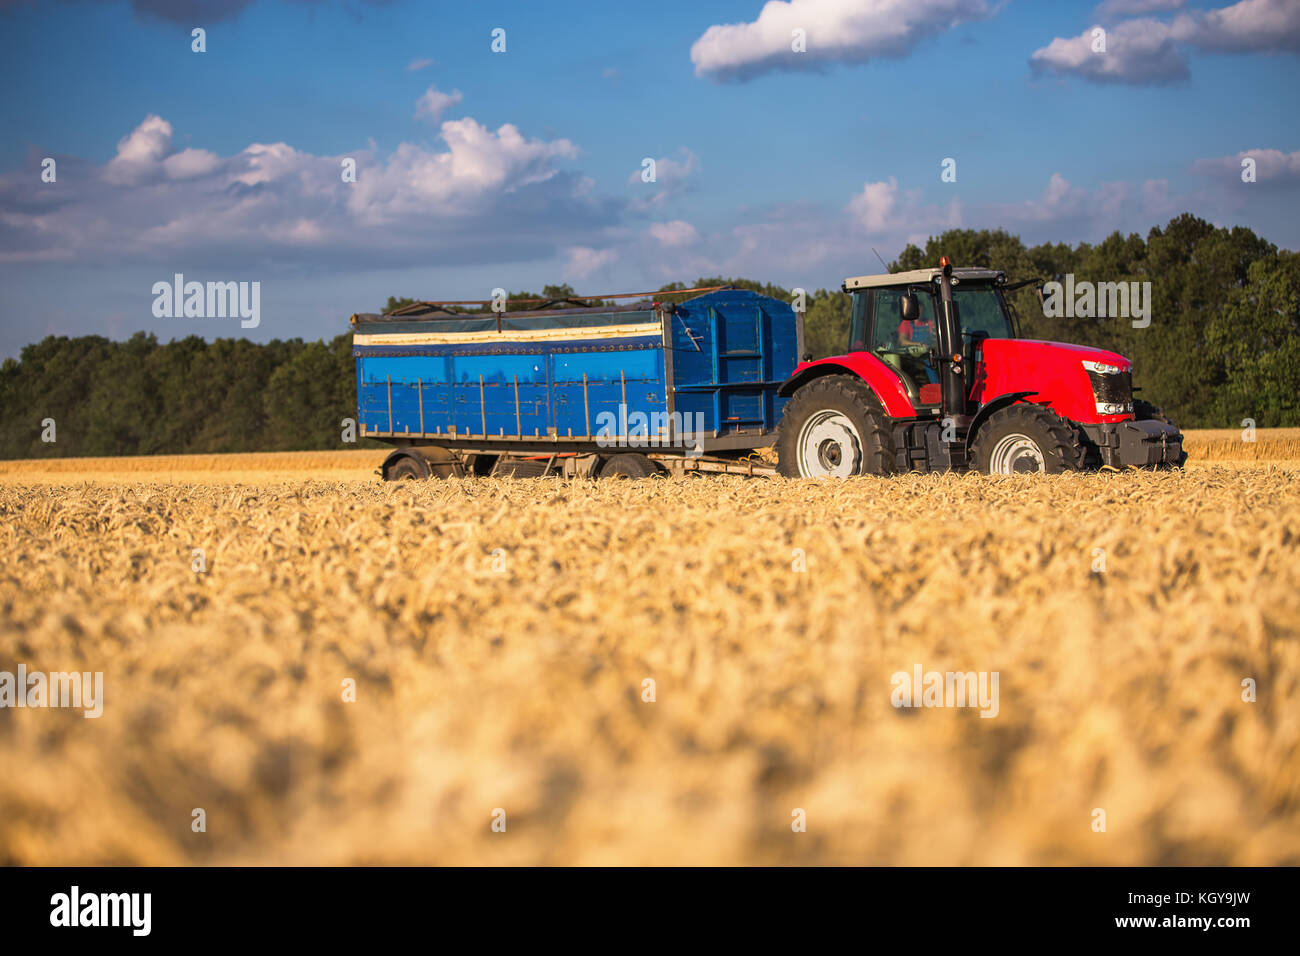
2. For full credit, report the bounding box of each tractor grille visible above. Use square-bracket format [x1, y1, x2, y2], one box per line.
[1087, 367, 1133, 415]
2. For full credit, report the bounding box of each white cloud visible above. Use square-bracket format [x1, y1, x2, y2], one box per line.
[1031, 19, 1189, 84]
[348, 118, 579, 223]
[846, 177, 962, 241]
[649, 220, 700, 246]
[161, 147, 222, 180]
[232, 142, 307, 187]
[1192, 148, 1300, 183]
[0, 114, 608, 268]
[563, 246, 618, 280]
[1035, 0, 1300, 86]
[847, 178, 899, 232]
[690, 0, 992, 82]
[628, 148, 698, 208]
[103, 114, 174, 185]
[986, 172, 1122, 224]
[978, 172, 1187, 241]
[405, 57, 434, 71]
[1170, 0, 1300, 53]
[415, 85, 465, 122]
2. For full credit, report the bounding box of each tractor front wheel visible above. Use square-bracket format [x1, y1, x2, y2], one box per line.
[971, 404, 1081, 475]
[776, 375, 895, 478]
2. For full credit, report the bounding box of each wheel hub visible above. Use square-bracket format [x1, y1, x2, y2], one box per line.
[989, 433, 1045, 474]
[798, 411, 862, 478]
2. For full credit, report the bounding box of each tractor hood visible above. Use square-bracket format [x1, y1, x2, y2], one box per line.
[974, 338, 1134, 425]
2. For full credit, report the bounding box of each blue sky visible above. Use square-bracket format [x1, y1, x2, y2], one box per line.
[1, 0, 1298, 356]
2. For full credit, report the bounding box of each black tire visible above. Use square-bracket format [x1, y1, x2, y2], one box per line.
[970, 403, 1082, 475]
[1132, 398, 1172, 425]
[598, 453, 661, 479]
[1132, 399, 1188, 468]
[385, 456, 428, 481]
[776, 374, 894, 478]
[382, 446, 464, 481]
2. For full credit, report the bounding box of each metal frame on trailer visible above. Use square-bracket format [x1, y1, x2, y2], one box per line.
[381, 446, 778, 480]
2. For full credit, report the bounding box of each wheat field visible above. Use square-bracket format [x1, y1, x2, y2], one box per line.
[1, 434, 1298, 865]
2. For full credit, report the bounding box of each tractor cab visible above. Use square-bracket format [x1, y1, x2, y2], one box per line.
[845, 267, 1015, 412]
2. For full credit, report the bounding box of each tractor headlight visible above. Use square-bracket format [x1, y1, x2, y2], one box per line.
[1082, 360, 1132, 415]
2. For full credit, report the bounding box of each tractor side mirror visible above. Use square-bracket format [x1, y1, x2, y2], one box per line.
[900, 293, 920, 322]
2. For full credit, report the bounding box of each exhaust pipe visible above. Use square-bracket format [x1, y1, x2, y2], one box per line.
[936, 257, 966, 423]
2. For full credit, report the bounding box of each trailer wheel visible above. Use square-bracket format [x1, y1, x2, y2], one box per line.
[970, 404, 1081, 475]
[598, 453, 661, 479]
[776, 374, 894, 478]
[382, 447, 464, 481]
[384, 455, 430, 481]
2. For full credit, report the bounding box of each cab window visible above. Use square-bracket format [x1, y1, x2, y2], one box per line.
[848, 292, 870, 352]
[873, 288, 936, 351]
[953, 287, 1013, 339]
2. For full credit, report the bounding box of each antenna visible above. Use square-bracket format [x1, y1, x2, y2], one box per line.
[872, 247, 890, 272]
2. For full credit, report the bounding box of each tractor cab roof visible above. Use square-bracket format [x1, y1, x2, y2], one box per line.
[842, 268, 1005, 292]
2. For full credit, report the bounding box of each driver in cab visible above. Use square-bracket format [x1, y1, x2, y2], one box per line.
[897, 298, 939, 385]
[898, 310, 934, 350]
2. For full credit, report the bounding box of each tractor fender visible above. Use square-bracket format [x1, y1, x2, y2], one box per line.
[379, 449, 432, 480]
[777, 356, 916, 419]
[969, 391, 1039, 440]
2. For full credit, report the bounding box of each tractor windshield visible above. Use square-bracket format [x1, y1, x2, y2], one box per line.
[953, 286, 1014, 340]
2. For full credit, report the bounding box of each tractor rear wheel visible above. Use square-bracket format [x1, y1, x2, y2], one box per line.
[971, 403, 1081, 475]
[776, 374, 895, 478]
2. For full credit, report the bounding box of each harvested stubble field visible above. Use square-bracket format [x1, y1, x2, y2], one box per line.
[1, 444, 1298, 865]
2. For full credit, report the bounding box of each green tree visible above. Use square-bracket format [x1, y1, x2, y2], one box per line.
[383, 296, 419, 313]
[1204, 251, 1300, 426]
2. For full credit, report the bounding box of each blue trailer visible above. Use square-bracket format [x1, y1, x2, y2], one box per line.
[350, 287, 803, 478]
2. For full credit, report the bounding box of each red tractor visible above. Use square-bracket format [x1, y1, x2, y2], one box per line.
[776, 258, 1185, 476]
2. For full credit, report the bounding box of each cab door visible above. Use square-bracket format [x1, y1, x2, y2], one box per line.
[869, 287, 941, 406]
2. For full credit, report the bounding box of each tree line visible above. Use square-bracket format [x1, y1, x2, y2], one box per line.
[1, 213, 1295, 459]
